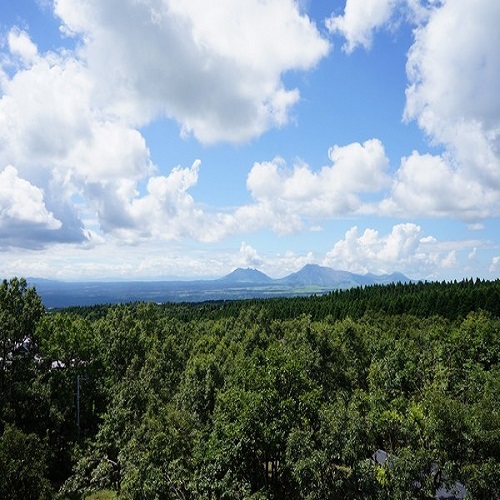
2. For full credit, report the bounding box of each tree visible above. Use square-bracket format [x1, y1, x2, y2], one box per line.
[0, 278, 45, 432]
[0, 424, 52, 499]
[0, 277, 44, 390]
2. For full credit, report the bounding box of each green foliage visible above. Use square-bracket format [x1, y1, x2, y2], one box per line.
[0, 278, 45, 428]
[85, 491, 117, 500]
[1, 277, 499, 498]
[0, 424, 52, 499]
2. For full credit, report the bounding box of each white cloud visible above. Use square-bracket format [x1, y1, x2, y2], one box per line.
[1, 80, 390, 247]
[238, 242, 263, 268]
[0, 1, 331, 250]
[329, 0, 500, 221]
[0, 220, 490, 281]
[489, 256, 500, 273]
[405, 0, 500, 139]
[180, 139, 392, 241]
[380, 151, 499, 219]
[0, 39, 154, 246]
[0, 165, 63, 247]
[326, 0, 399, 52]
[0, 55, 89, 168]
[7, 28, 39, 65]
[323, 223, 475, 277]
[243, 139, 390, 230]
[441, 250, 457, 269]
[324, 224, 416, 274]
[399, 0, 500, 217]
[325, 1, 436, 53]
[122, 160, 206, 241]
[53, 0, 329, 144]
[1, 0, 498, 273]
[0, 165, 60, 229]
[327, 139, 391, 192]
[379, 223, 421, 262]
[0, 44, 152, 184]
[468, 248, 477, 260]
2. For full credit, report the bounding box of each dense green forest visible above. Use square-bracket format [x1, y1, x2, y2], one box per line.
[1, 277, 499, 499]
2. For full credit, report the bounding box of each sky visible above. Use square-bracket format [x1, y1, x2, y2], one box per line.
[0, 0, 499, 282]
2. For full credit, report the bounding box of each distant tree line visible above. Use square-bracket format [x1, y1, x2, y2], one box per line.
[66, 277, 500, 323]
[0, 277, 499, 498]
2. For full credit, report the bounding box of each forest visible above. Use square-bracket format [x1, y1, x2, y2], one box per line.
[0, 277, 499, 499]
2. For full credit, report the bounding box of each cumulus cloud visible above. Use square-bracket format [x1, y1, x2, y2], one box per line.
[117, 160, 208, 241]
[238, 242, 264, 268]
[0, 165, 63, 248]
[0, 36, 153, 246]
[329, 0, 500, 221]
[241, 139, 390, 232]
[323, 223, 472, 277]
[0, 37, 151, 185]
[0, 1, 331, 250]
[324, 224, 419, 274]
[395, 0, 500, 218]
[0, 166, 60, 229]
[401, 0, 500, 211]
[325, 0, 435, 53]
[2, 0, 498, 262]
[405, 1, 500, 139]
[8, 28, 39, 65]
[326, 0, 399, 52]
[380, 151, 499, 219]
[169, 139, 391, 241]
[0, 24, 207, 247]
[53, 0, 329, 144]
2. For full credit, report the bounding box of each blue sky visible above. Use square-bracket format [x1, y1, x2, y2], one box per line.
[1, 0, 499, 281]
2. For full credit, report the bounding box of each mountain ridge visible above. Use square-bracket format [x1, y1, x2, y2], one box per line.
[24, 265, 412, 308]
[221, 264, 411, 287]
[218, 268, 273, 283]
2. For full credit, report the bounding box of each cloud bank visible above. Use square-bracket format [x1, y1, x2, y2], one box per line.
[53, 0, 329, 143]
[0, 0, 329, 248]
[0, 0, 499, 280]
[329, 0, 500, 220]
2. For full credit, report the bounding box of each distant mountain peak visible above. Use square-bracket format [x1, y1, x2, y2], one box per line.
[279, 264, 411, 288]
[219, 268, 272, 283]
[301, 263, 325, 271]
[280, 264, 357, 287]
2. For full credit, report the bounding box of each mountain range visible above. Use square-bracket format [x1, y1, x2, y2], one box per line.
[27, 264, 411, 308]
[219, 265, 409, 287]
